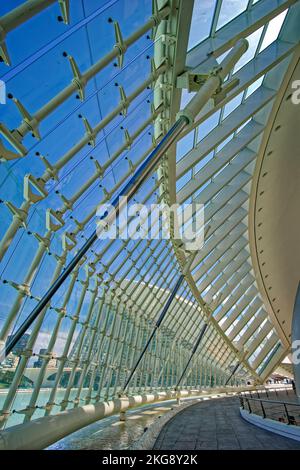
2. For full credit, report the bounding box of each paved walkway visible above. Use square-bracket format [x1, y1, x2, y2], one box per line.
[153, 396, 300, 450]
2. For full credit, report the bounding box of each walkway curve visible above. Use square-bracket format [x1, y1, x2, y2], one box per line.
[153, 396, 300, 450]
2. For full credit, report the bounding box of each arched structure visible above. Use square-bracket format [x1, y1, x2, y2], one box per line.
[0, 0, 299, 449]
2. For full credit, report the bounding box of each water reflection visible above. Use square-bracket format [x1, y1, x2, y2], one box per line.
[47, 402, 176, 450]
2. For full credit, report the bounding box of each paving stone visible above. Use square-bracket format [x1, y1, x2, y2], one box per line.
[218, 444, 240, 450]
[175, 442, 196, 450]
[238, 439, 264, 450]
[195, 441, 218, 450]
[153, 396, 300, 450]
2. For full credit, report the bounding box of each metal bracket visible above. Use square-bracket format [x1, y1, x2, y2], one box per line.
[82, 116, 96, 147]
[24, 174, 48, 203]
[150, 59, 158, 90]
[68, 55, 86, 101]
[62, 231, 77, 251]
[124, 128, 132, 149]
[158, 116, 170, 127]
[119, 86, 128, 116]
[32, 232, 51, 250]
[159, 82, 173, 92]
[126, 157, 135, 174]
[150, 0, 160, 40]
[39, 155, 59, 181]
[113, 21, 127, 68]
[151, 103, 160, 122]
[0, 123, 27, 157]
[46, 208, 65, 232]
[176, 56, 219, 92]
[0, 23, 10, 66]
[59, 193, 73, 211]
[55, 250, 67, 265]
[73, 217, 85, 231]
[94, 159, 104, 178]
[12, 97, 41, 140]
[213, 77, 240, 106]
[39, 352, 55, 364]
[58, 0, 70, 24]
[53, 306, 67, 317]
[100, 184, 110, 200]
[85, 262, 96, 277]
[161, 34, 177, 46]
[151, 133, 157, 146]
[0, 138, 20, 162]
[176, 65, 239, 111]
[5, 280, 31, 297]
[18, 348, 33, 358]
[78, 255, 87, 267]
[176, 58, 240, 108]
[4, 201, 28, 227]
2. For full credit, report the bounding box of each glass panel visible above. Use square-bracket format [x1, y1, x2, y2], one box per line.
[188, 0, 217, 50]
[176, 130, 195, 162]
[233, 27, 263, 73]
[222, 92, 243, 120]
[245, 75, 264, 99]
[197, 110, 221, 143]
[259, 10, 288, 52]
[217, 0, 248, 30]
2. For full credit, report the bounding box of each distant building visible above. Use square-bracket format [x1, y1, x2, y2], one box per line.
[1, 352, 19, 369]
[34, 348, 57, 368]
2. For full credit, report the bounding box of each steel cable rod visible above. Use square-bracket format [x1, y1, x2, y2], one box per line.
[175, 322, 209, 390]
[225, 361, 241, 385]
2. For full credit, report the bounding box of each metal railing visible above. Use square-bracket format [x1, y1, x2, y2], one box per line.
[239, 387, 300, 426]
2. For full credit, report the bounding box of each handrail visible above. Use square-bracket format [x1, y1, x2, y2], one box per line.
[240, 385, 293, 396]
[240, 396, 297, 406]
[239, 387, 300, 426]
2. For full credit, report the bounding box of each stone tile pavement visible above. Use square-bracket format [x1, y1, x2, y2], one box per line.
[153, 396, 300, 450]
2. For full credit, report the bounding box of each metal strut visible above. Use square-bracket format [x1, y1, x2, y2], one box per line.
[121, 250, 197, 392]
[121, 273, 185, 393]
[225, 362, 241, 385]
[175, 322, 209, 390]
[0, 38, 249, 362]
[225, 346, 249, 385]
